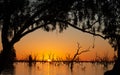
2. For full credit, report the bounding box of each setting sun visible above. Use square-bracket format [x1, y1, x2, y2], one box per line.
[0, 0, 118, 75]
[47, 59, 52, 62]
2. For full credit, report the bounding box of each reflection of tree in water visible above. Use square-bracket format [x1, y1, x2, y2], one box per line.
[28, 64, 32, 75]
[27, 55, 37, 75]
[0, 0, 120, 74]
[0, 64, 15, 75]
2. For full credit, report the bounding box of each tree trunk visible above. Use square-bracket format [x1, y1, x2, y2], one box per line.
[0, 10, 16, 68]
[104, 37, 120, 75]
[0, 44, 16, 64]
[112, 37, 120, 74]
[0, 43, 16, 72]
[117, 37, 120, 64]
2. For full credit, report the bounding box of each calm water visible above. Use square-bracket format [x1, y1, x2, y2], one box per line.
[0, 62, 113, 75]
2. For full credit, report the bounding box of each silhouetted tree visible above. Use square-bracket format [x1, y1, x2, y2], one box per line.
[0, 0, 75, 64]
[29, 55, 32, 62]
[46, 0, 120, 74]
[71, 43, 89, 62]
[69, 43, 89, 71]
[0, 0, 120, 74]
[0, 0, 29, 67]
[61, 1, 120, 75]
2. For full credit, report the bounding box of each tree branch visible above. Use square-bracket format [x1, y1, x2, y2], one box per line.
[69, 24, 105, 39]
[21, 24, 47, 38]
[10, 22, 49, 45]
[77, 48, 90, 55]
[10, 14, 47, 44]
[72, 43, 90, 61]
[53, 19, 106, 39]
[72, 43, 81, 61]
[13, 3, 49, 40]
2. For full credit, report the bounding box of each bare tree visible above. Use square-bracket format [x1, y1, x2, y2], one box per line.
[71, 43, 90, 62]
[0, 0, 120, 74]
[66, 43, 90, 71]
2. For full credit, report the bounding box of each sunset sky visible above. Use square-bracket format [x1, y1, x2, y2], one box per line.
[0, 26, 114, 61]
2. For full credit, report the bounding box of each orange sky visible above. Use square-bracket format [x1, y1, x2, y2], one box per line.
[0, 26, 114, 61]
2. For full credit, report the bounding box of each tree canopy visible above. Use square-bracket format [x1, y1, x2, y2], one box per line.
[0, 0, 120, 50]
[0, 0, 120, 74]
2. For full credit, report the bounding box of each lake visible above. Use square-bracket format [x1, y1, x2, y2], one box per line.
[0, 62, 114, 75]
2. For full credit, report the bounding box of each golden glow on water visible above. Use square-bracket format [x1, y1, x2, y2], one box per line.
[5, 62, 113, 75]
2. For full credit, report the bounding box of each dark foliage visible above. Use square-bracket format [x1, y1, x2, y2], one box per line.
[0, 0, 120, 74]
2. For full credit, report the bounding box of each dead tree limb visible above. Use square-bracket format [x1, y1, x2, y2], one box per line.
[71, 43, 90, 61]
